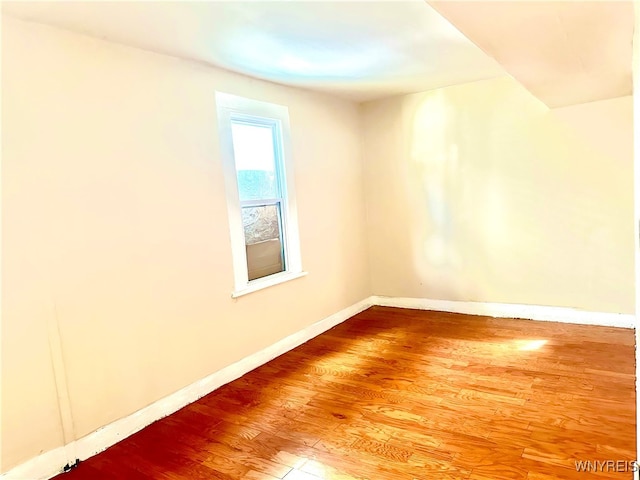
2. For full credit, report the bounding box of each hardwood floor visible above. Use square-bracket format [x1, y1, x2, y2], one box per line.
[55, 307, 636, 480]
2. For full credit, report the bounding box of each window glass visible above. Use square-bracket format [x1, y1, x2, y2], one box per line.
[231, 122, 278, 201]
[242, 204, 285, 280]
[216, 91, 303, 296]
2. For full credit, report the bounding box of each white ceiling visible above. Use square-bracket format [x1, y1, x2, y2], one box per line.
[3, 1, 633, 107]
[429, 1, 634, 107]
[1, 1, 506, 103]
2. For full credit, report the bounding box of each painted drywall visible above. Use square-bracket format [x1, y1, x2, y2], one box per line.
[0, 1, 506, 103]
[1, 16, 370, 472]
[429, 1, 634, 108]
[362, 76, 634, 314]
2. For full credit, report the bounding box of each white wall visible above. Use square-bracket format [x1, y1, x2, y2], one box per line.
[3, 11, 636, 476]
[362, 76, 635, 314]
[1, 16, 371, 472]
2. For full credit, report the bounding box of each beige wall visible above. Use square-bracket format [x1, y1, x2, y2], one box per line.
[1, 16, 370, 471]
[362, 76, 634, 314]
[2, 12, 636, 475]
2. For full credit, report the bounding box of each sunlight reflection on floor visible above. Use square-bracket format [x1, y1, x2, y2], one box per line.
[513, 339, 548, 351]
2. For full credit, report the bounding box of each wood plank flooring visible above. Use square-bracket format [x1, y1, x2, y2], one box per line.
[55, 307, 636, 480]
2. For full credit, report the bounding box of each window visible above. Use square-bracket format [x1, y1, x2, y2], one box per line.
[216, 92, 304, 297]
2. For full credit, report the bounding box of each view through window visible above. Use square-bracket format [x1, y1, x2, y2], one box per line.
[230, 120, 286, 280]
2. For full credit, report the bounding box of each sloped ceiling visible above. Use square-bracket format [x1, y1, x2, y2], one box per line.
[0, 1, 505, 103]
[2, 1, 632, 106]
[429, 1, 634, 108]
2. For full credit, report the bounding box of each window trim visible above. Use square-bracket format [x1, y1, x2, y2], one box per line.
[216, 92, 304, 297]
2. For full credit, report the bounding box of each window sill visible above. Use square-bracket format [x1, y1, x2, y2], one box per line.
[232, 271, 308, 298]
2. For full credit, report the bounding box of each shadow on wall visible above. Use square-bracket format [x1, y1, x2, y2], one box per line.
[390, 78, 634, 312]
[403, 88, 494, 302]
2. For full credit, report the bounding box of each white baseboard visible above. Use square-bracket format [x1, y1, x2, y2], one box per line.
[0, 296, 375, 480]
[0, 447, 72, 480]
[371, 296, 635, 328]
[2, 294, 632, 479]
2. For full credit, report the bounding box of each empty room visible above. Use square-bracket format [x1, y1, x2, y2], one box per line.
[2, 1, 638, 480]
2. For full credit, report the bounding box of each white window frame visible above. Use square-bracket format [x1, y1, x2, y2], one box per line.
[216, 92, 305, 297]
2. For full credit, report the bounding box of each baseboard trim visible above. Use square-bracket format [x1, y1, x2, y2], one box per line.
[0, 447, 71, 480]
[0, 296, 375, 480]
[371, 296, 635, 328]
[3, 294, 632, 479]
